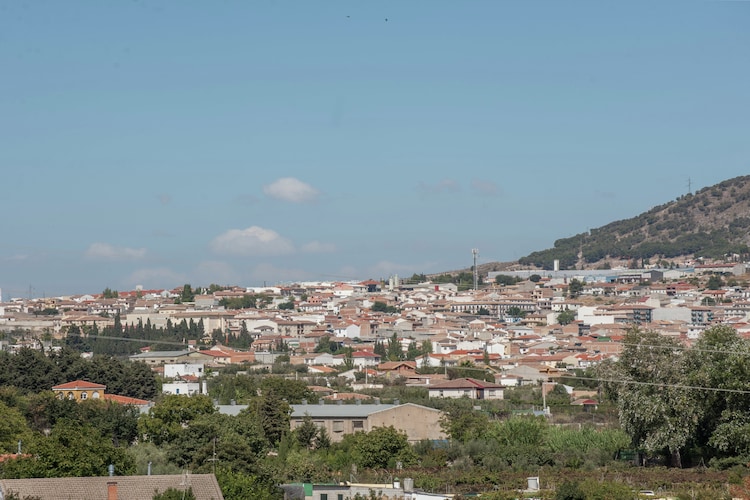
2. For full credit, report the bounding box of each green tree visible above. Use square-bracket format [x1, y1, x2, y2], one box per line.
[495, 274, 520, 286]
[1, 420, 135, 478]
[371, 301, 398, 313]
[139, 395, 216, 445]
[683, 325, 750, 462]
[0, 400, 33, 453]
[439, 399, 491, 442]
[567, 279, 584, 298]
[215, 468, 280, 500]
[557, 309, 577, 325]
[604, 328, 698, 467]
[242, 392, 290, 449]
[294, 414, 319, 450]
[386, 332, 402, 361]
[102, 288, 119, 299]
[278, 299, 295, 310]
[259, 377, 314, 404]
[153, 487, 195, 500]
[180, 284, 195, 303]
[348, 426, 417, 469]
[706, 274, 724, 290]
[505, 306, 526, 319]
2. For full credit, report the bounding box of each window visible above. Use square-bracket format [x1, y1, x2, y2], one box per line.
[332, 420, 344, 433]
[80, 392, 88, 400]
[320, 494, 328, 500]
[353, 420, 364, 429]
[337, 495, 344, 500]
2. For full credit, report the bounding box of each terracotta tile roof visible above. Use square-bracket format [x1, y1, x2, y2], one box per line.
[51, 380, 106, 390]
[0, 474, 224, 500]
[103, 394, 150, 406]
[428, 377, 504, 390]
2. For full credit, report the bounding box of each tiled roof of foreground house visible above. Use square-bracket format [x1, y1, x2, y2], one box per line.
[0, 474, 224, 500]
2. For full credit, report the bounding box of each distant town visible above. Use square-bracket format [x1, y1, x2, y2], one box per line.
[2, 258, 745, 381]
[2, 258, 750, 498]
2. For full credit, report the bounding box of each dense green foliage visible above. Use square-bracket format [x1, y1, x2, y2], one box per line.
[1, 332, 749, 498]
[0, 347, 157, 399]
[600, 325, 750, 468]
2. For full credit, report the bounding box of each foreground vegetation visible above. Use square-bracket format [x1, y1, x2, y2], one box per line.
[2, 325, 750, 498]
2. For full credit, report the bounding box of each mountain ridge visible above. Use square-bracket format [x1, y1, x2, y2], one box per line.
[441, 175, 750, 276]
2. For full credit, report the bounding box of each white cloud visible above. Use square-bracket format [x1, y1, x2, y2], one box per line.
[301, 241, 337, 253]
[85, 243, 146, 261]
[3, 254, 28, 262]
[210, 226, 294, 256]
[470, 179, 500, 197]
[417, 179, 461, 195]
[125, 267, 188, 288]
[263, 177, 320, 203]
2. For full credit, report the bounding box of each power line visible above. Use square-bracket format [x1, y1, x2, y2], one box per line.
[592, 340, 750, 357]
[75, 334, 193, 347]
[562, 375, 750, 395]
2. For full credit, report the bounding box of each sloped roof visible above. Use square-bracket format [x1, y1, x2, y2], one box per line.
[0, 474, 224, 500]
[51, 380, 106, 391]
[428, 377, 504, 390]
[103, 394, 150, 406]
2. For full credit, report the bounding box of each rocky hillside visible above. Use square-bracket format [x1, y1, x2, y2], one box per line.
[517, 175, 750, 270]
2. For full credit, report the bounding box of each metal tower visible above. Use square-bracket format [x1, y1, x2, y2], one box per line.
[472, 248, 479, 291]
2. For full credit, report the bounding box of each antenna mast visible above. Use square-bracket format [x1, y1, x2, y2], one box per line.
[472, 249, 479, 291]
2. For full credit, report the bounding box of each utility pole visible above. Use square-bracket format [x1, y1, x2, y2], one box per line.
[472, 249, 479, 291]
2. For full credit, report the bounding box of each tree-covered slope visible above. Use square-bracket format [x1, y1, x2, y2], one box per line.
[519, 175, 750, 270]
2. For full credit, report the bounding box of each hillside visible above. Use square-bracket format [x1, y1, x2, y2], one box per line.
[517, 175, 750, 270]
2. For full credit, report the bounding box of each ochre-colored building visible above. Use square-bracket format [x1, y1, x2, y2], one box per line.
[51, 380, 106, 401]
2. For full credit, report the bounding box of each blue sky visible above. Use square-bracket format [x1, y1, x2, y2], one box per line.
[1, 1, 748, 297]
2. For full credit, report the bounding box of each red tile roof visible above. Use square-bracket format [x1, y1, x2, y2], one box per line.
[51, 380, 106, 391]
[103, 394, 150, 406]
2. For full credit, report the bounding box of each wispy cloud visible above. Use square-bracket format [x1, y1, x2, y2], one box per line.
[3, 254, 28, 262]
[301, 241, 337, 253]
[85, 243, 146, 261]
[210, 226, 294, 256]
[470, 179, 500, 197]
[416, 179, 461, 195]
[263, 177, 320, 203]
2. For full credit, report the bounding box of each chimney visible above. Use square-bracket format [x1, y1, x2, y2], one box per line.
[107, 482, 118, 500]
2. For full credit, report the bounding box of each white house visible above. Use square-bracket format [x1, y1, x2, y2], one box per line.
[427, 377, 504, 400]
[162, 381, 202, 396]
[164, 362, 205, 379]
